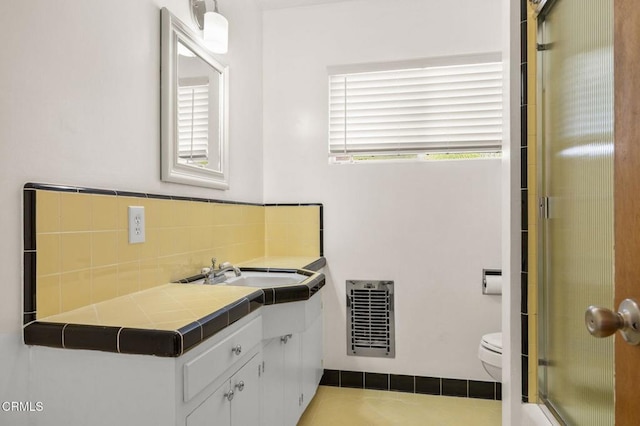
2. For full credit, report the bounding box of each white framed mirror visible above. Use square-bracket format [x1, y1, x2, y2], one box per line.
[161, 7, 229, 190]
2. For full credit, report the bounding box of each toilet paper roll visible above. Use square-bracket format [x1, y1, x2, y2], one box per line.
[483, 275, 502, 295]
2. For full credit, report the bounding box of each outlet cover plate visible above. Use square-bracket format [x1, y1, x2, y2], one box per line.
[128, 206, 145, 244]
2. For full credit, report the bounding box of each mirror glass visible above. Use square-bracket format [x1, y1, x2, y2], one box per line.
[161, 8, 229, 190]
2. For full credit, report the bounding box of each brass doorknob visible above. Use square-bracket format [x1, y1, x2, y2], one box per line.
[585, 299, 640, 345]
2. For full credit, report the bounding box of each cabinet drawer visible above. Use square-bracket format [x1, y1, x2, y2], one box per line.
[184, 316, 262, 402]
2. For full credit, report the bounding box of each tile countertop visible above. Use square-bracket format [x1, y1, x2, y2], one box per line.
[24, 256, 326, 357]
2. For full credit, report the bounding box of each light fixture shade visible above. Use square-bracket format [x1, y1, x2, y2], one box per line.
[204, 11, 228, 54]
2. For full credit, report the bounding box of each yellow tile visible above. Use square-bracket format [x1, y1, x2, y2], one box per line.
[60, 193, 92, 232]
[190, 226, 210, 252]
[291, 206, 320, 225]
[266, 239, 289, 257]
[139, 228, 160, 260]
[116, 196, 144, 230]
[528, 107, 537, 137]
[117, 230, 141, 263]
[216, 204, 240, 225]
[158, 254, 191, 283]
[117, 261, 140, 296]
[266, 223, 288, 243]
[60, 233, 91, 272]
[148, 198, 173, 229]
[60, 270, 91, 312]
[37, 274, 61, 318]
[142, 198, 160, 229]
[174, 201, 192, 227]
[37, 234, 60, 275]
[212, 225, 232, 248]
[265, 207, 289, 224]
[528, 312, 539, 401]
[189, 202, 206, 227]
[145, 309, 194, 324]
[91, 231, 117, 267]
[245, 206, 265, 225]
[158, 228, 185, 257]
[91, 266, 118, 303]
[36, 191, 60, 233]
[289, 222, 320, 241]
[91, 194, 118, 231]
[140, 259, 163, 290]
[243, 224, 263, 244]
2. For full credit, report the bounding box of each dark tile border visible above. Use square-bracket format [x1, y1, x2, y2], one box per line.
[415, 376, 440, 395]
[340, 370, 364, 388]
[25, 182, 326, 210]
[303, 257, 327, 272]
[23, 322, 65, 348]
[442, 378, 468, 398]
[520, 0, 530, 403]
[23, 189, 36, 251]
[118, 328, 181, 357]
[319, 369, 340, 386]
[321, 369, 501, 401]
[391, 374, 415, 393]
[273, 285, 310, 304]
[365, 372, 389, 391]
[64, 324, 120, 352]
[23, 252, 36, 319]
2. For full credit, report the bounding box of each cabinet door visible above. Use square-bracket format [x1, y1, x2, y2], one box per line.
[231, 353, 262, 426]
[283, 333, 302, 426]
[186, 381, 231, 426]
[301, 314, 323, 412]
[261, 338, 285, 426]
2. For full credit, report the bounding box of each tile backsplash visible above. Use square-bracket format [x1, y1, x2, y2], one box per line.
[24, 184, 322, 320]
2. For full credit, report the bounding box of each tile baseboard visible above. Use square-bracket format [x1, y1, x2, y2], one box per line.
[320, 369, 501, 401]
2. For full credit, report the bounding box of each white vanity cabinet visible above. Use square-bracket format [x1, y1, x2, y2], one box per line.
[27, 290, 324, 426]
[186, 353, 262, 426]
[261, 293, 324, 426]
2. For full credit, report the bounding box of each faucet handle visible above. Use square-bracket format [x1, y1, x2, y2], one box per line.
[211, 258, 217, 269]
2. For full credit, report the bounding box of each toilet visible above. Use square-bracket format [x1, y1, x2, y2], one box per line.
[478, 332, 502, 382]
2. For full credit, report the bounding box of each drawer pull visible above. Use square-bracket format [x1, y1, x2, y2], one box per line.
[231, 344, 242, 355]
[224, 389, 234, 402]
[235, 381, 245, 392]
[280, 334, 293, 344]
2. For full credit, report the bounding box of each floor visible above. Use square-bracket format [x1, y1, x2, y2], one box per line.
[298, 386, 502, 426]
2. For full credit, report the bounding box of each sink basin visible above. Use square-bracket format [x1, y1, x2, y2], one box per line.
[190, 271, 308, 288]
[224, 271, 308, 288]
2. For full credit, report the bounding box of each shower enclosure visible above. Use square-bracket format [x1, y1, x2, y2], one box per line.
[537, 0, 614, 424]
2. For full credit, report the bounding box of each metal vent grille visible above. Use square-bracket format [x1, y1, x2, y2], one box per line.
[346, 280, 395, 358]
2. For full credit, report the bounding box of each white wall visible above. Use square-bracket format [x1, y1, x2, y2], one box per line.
[263, 0, 503, 380]
[0, 0, 262, 423]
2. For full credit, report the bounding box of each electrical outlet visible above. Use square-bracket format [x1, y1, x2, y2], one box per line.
[128, 206, 145, 244]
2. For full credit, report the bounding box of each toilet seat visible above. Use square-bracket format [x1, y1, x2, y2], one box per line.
[481, 332, 502, 354]
[478, 332, 502, 382]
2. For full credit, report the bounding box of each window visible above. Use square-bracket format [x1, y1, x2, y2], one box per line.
[178, 77, 210, 166]
[328, 55, 503, 162]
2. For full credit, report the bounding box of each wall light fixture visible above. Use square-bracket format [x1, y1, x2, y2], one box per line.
[190, 0, 228, 54]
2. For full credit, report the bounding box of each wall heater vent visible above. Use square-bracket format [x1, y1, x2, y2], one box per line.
[346, 280, 395, 358]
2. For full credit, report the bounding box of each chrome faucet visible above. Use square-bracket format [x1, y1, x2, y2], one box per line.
[204, 258, 242, 284]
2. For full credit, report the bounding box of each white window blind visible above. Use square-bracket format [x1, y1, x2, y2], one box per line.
[329, 60, 503, 159]
[178, 80, 209, 163]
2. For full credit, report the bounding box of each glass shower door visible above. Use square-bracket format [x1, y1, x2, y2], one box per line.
[538, 0, 614, 424]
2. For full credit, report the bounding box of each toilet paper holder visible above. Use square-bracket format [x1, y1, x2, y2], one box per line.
[482, 269, 502, 295]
